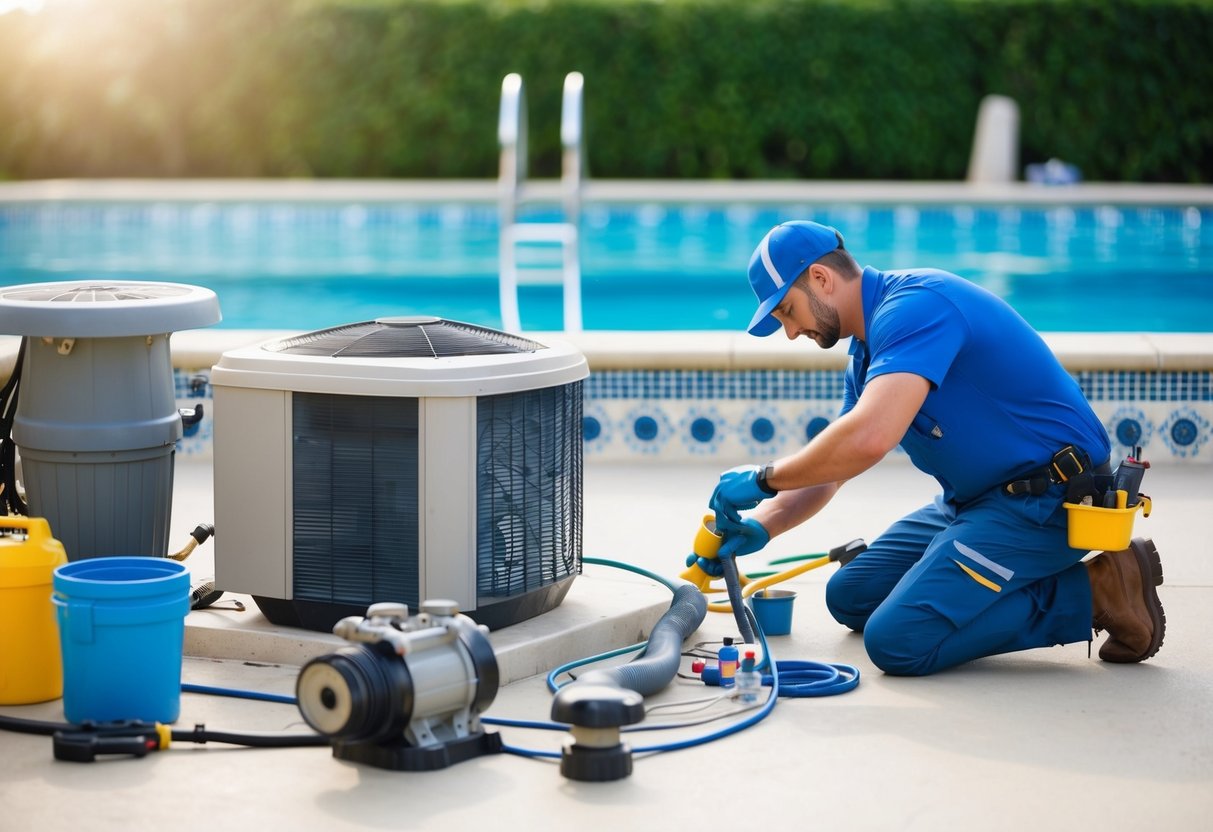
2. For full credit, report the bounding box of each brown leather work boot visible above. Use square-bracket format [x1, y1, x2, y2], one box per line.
[1086, 537, 1166, 663]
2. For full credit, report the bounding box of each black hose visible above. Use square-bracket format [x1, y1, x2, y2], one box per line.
[190, 524, 215, 545]
[190, 580, 225, 610]
[0, 713, 69, 736]
[173, 726, 328, 748]
[0, 713, 323, 749]
[572, 584, 707, 696]
[0, 337, 28, 518]
[719, 555, 757, 644]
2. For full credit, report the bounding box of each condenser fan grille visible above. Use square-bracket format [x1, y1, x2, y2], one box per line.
[291, 393, 420, 607]
[476, 381, 583, 600]
[267, 317, 544, 358]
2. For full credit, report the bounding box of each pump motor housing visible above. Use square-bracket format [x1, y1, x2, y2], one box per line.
[296, 600, 502, 770]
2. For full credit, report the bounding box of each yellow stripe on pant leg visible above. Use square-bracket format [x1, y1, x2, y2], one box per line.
[953, 558, 1002, 592]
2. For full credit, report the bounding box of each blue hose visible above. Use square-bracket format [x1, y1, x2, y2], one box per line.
[182, 682, 296, 705]
[763, 661, 860, 697]
[546, 641, 647, 693]
[170, 557, 858, 763]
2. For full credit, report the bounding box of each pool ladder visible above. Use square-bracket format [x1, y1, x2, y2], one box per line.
[497, 72, 584, 333]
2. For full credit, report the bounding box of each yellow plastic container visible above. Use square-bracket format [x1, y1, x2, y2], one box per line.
[679, 513, 725, 590]
[691, 512, 724, 561]
[1064, 495, 1152, 552]
[0, 516, 68, 704]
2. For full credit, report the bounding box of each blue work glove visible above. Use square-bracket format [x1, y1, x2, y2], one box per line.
[684, 517, 770, 578]
[709, 464, 777, 524]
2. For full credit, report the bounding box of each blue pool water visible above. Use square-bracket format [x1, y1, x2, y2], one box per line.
[0, 201, 1210, 332]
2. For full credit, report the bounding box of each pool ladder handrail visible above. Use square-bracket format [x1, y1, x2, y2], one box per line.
[497, 71, 585, 333]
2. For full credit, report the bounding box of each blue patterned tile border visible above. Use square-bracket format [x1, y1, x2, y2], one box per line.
[176, 368, 1213, 463]
[587, 369, 1213, 404]
[586, 369, 848, 401]
[1074, 371, 1212, 403]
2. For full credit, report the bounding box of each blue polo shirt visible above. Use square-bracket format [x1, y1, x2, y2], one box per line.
[840, 267, 1110, 504]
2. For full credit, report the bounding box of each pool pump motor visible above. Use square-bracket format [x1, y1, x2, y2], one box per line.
[295, 600, 503, 771]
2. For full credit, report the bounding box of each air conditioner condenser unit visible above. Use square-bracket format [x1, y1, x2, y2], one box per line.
[210, 317, 588, 632]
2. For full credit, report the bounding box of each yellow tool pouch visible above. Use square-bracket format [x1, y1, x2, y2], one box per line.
[1062, 447, 1152, 551]
[1063, 493, 1152, 551]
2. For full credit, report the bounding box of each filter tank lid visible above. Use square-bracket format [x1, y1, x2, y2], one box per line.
[0, 281, 221, 337]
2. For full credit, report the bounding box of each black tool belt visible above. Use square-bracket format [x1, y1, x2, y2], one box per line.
[1004, 445, 1110, 501]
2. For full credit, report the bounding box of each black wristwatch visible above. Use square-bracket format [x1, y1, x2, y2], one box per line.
[757, 462, 778, 496]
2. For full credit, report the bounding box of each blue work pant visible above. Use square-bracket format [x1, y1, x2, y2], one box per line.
[825, 485, 1094, 676]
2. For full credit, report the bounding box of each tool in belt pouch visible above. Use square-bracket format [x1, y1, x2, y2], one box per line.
[1007, 444, 1154, 552]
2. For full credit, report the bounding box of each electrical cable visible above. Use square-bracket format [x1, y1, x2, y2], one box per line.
[0, 681, 322, 755]
[2, 646, 837, 749]
[767, 552, 828, 565]
[701, 540, 865, 615]
[584, 555, 680, 593]
[538, 556, 682, 693]
[0, 552, 858, 765]
[170, 657, 769, 744]
[545, 641, 647, 693]
[643, 692, 730, 715]
[181, 682, 296, 705]
[546, 557, 706, 693]
[0, 713, 70, 736]
[481, 715, 565, 732]
[623, 703, 764, 732]
[514, 557, 859, 758]
[501, 743, 561, 760]
[111, 671, 801, 758]
[0, 711, 325, 749]
[499, 604, 786, 759]
[0, 682, 734, 749]
[486, 704, 765, 735]
[630, 605, 779, 755]
[174, 726, 327, 748]
[707, 553, 834, 614]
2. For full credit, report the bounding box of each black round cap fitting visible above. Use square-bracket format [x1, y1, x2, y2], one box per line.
[551, 683, 645, 728]
[561, 742, 633, 782]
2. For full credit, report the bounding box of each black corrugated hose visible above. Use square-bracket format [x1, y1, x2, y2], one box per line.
[571, 583, 708, 696]
[0, 337, 28, 517]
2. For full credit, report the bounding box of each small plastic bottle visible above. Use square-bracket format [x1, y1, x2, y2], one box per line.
[718, 637, 739, 687]
[736, 650, 763, 704]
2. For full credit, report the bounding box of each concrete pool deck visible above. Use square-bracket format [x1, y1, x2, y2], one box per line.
[2, 454, 1212, 831]
[1, 178, 1211, 828]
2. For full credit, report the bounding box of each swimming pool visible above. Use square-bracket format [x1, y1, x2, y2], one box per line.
[1, 200, 1210, 332]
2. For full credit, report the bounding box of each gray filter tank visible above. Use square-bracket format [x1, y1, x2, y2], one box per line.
[0, 281, 220, 560]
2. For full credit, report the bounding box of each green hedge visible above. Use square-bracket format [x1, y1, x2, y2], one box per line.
[0, 0, 1209, 182]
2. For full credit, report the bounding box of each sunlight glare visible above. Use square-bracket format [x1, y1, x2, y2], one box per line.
[0, 0, 44, 14]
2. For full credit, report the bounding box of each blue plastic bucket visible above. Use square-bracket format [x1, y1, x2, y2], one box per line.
[52, 557, 190, 724]
[749, 589, 797, 636]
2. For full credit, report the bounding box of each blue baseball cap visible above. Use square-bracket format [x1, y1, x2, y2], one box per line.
[746, 221, 842, 336]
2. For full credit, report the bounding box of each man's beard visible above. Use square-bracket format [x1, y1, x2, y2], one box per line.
[806, 286, 841, 348]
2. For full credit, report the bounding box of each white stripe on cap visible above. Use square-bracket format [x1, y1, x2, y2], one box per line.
[759, 230, 784, 289]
